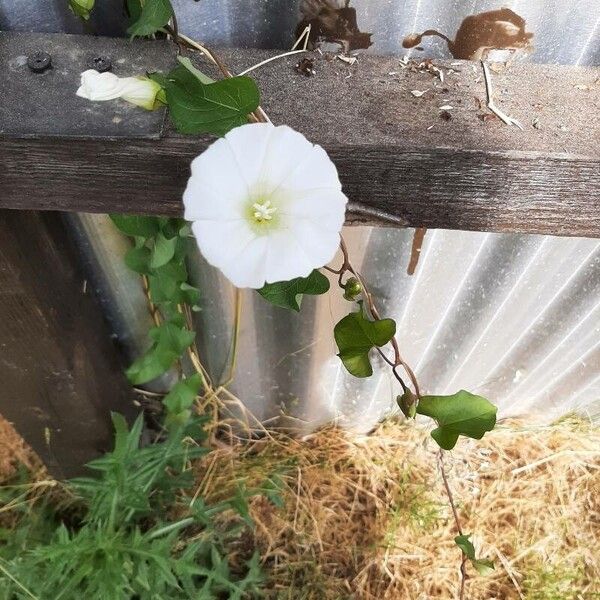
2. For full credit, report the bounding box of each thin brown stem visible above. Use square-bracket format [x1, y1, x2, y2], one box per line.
[439, 450, 468, 600]
[169, 13, 182, 53]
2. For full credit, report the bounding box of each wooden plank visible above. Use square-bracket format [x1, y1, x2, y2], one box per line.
[1, 32, 599, 237]
[0, 210, 136, 479]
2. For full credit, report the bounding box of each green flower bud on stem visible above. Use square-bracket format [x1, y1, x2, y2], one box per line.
[397, 388, 418, 419]
[343, 276, 362, 301]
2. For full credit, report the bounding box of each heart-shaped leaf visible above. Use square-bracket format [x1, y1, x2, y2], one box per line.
[150, 232, 177, 269]
[334, 307, 396, 377]
[162, 62, 260, 136]
[257, 270, 330, 311]
[416, 390, 497, 450]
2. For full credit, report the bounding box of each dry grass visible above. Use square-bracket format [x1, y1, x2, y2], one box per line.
[0, 416, 42, 484]
[194, 415, 600, 599]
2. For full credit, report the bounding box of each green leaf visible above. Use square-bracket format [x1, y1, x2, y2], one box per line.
[126, 0, 142, 22]
[228, 485, 253, 527]
[180, 282, 201, 306]
[334, 307, 396, 378]
[416, 390, 497, 450]
[110, 214, 159, 238]
[163, 374, 203, 415]
[150, 232, 177, 269]
[147, 261, 188, 304]
[176, 56, 215, 84]
[127, 0, 173, 37]
[126, 319, 195, 384]
[257, 270, 330, 311]
[68, 0, 94, 19]
[163, 63, 260, 136]
[454, 534, 495, 576]
[125, 246, 152, 274]
[126, 345, 179, 385]
[149, 319, 196, 355]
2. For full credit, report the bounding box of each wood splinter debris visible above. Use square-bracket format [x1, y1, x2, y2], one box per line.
[337, 54, 357, 65]
[407, 228, 427, 275]
[481, 60, 523, 129]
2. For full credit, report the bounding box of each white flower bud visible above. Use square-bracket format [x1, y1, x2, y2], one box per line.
[76, 70, 163, 111]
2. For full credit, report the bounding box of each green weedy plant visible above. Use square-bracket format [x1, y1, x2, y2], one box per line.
[0, 414, 268, 600]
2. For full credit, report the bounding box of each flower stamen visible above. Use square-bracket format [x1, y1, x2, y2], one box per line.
[252, 199, 277, 222]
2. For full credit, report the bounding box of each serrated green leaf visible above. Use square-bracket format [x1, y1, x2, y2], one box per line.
[127, 0, 173, 37]
[110, 214, 159, 238]
[163, 63, 260, 136]
[257, 270, 330, 311]
[151, 232, 177, 269]
[125, 246, 152, 274]
[454, 534, 495, 576]
[416, 390, 497, 450]
[334, 307, 396, 377]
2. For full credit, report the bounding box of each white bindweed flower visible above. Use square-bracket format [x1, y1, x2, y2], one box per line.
[76, 69, 163, 110]
[184, 123, 347, 289]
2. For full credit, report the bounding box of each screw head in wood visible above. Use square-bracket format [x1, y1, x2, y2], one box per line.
[89, 56, 112, 73]
[27, 51, 52, 73]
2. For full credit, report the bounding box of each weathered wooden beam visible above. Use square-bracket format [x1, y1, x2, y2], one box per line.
[0, 210, 137, 479]
[1, 32, 599, 237]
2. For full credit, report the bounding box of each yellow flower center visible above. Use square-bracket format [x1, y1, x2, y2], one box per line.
[252, 199, 277, 223]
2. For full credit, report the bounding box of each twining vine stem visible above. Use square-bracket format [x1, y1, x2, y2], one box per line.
[324, 235, 421, 397]
[439, 450, 468, 600]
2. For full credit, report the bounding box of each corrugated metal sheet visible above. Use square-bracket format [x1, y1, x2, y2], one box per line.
[2, 0, 598, 428]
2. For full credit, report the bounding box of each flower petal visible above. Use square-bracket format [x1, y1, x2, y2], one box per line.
[183, 178, 246, 222]
[258, 125, 315, 193]
[76, 70, 125, 101]
[119, 76, 163, 110]
[287, 219, 341, 268]
[263, 229, 314, 283]
[191, 220, 256, 269]
[220, 235, 270, 288]
[224, 123, 274, 188]
[281, 189, 347, 232]
[184, 137, 248, 221]
[283, 145, 342, 192]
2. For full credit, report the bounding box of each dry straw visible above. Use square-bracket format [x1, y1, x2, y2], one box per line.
[193, 414, 600, 599]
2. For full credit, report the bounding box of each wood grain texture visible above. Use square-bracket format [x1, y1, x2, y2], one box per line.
[0, 210, 136, 478]
[1, 32, 599, 237]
